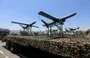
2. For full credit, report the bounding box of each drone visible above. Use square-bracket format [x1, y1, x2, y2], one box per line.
[11, 21, 39, 34]
[65, 27, 80, 33]
[39, 11, 77, 36]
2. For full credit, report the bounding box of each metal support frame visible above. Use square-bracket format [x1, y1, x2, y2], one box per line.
[55, 23, 63, 37]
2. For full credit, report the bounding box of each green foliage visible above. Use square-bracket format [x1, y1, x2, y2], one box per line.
[20, 30, 29, 36]
[10, 33, 18, 36]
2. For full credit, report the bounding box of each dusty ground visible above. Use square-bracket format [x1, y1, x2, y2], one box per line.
[0, 41, 20, 58]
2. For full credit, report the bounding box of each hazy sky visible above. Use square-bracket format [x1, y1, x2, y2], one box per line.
[0, 0, 90, 31]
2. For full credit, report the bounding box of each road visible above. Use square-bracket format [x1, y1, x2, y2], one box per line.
[0, 41, 20, 58]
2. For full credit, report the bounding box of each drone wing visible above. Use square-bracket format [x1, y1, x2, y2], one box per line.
[39, 11, 59, 22]
[29, 21, 36, 26]
[11, 21, 28, 25]
[32, 26, 39, 28]
[59, 13, 77, 23]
